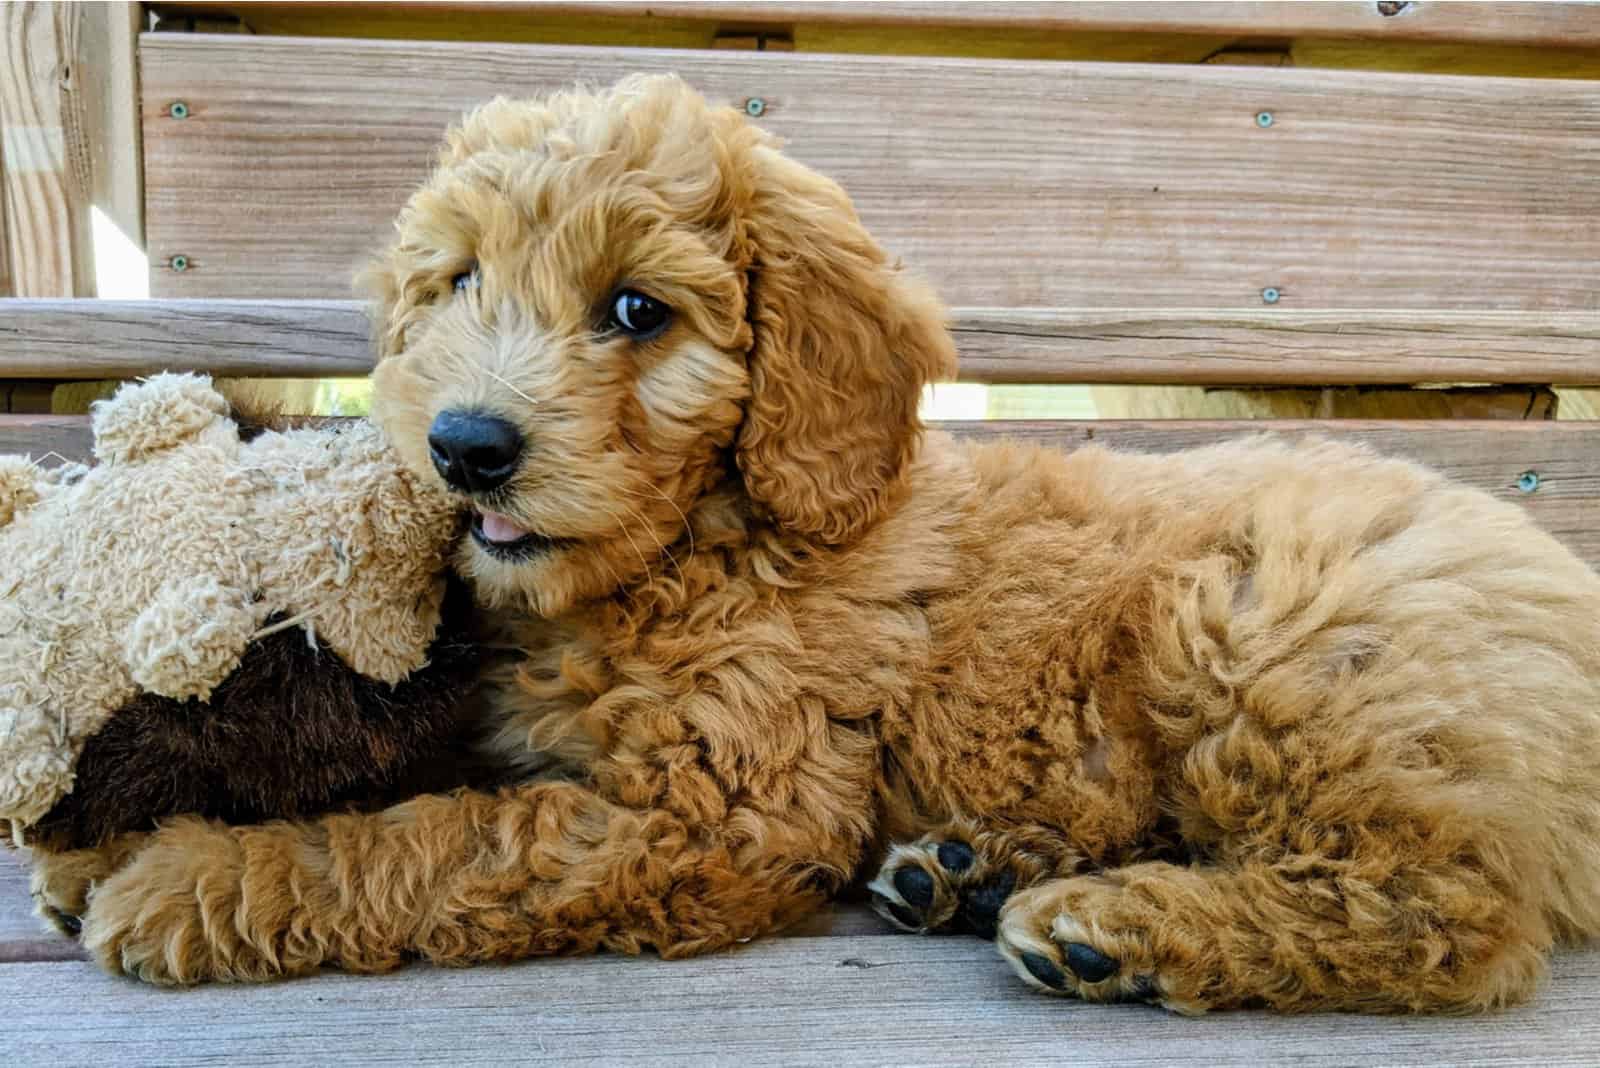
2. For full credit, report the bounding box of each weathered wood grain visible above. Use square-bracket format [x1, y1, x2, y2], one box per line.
[0, 299, 374, 379]
[140, 36, 1600, 308]
[0, 4, 95, 297]
[950, 310, 1600, 386]
[3, 939, 1600, 1066]
[147, 1, 1600, 49]
[546, 2, 1600, 47]
[3, 414, 1596, 562]
[0, 413, 97, 461]
[8, 300, 1600, 386]
[78, 2, 145, 250]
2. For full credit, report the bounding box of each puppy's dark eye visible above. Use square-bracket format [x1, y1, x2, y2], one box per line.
[452, 263, 479, 293]
[607, 289, 671, 340]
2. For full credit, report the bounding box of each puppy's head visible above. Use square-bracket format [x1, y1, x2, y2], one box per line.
[367, 75, 955, 616]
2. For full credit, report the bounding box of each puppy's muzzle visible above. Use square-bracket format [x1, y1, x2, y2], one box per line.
[428, 409, 524, 494]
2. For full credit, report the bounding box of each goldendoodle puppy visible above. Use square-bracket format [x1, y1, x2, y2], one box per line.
[35, 75, 1600, 1014]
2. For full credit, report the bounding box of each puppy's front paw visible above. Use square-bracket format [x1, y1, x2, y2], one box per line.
[81, 823, 283, 985]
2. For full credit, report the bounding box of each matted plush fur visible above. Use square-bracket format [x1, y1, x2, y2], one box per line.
[32, 76, 1600, 1014]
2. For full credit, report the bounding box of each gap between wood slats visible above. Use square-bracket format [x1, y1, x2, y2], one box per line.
[4, 300, 1600, 386]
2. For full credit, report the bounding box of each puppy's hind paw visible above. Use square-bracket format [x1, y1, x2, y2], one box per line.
[867, 823, 1068, 937]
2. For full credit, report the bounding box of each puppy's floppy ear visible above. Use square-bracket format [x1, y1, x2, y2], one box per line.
[734, 142, 958, 545]
[359, 245, 429, 362]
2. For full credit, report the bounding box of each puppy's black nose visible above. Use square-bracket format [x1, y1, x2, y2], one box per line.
[427, 410, 523, 494]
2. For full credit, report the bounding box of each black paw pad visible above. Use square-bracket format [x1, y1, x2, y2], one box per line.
[893, 864, 935, 909]
[1020, 951, 1068, 990]
[936, 841, 975, 873]
[1063, 941, 1119, 984]
[872, 892, 925, 930]
[955, 870, 1015, 939]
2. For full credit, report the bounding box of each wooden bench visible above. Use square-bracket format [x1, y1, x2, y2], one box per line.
[3, 3, 1600, 1061]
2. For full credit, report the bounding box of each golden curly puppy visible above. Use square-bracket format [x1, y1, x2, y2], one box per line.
[37, 75, 1600, 1014]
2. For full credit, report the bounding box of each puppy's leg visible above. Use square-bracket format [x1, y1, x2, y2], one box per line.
[867, 820, 1086, 938]
[79, 780, 863, 985]
[995, 859, 1547, 1015]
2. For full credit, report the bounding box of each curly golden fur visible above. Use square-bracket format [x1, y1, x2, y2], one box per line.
[32, 76, 1600, 1014]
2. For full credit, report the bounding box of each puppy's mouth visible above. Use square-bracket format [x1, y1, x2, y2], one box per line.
[469, 509, 573, 561]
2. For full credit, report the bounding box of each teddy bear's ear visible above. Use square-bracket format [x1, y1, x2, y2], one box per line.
[124, 576, 264, 701]
[91, 373, 235, 465]
[0, 456, 44, 526]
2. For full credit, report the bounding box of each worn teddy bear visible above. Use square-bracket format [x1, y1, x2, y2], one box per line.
[0, 373, 478, 851]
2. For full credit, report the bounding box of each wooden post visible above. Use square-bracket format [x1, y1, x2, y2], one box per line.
[0, 2, 95, 297]
[1, 2, 144, 412]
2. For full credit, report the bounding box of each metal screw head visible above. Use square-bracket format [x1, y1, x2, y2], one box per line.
[168, 101, 190, 120]
[1256, 111, 1274, 128]
[1517, 471, 1540, 493]
[744, 97, 767, 118]
[170, 254, 190, 272]
[1261, 286, 1281, 304]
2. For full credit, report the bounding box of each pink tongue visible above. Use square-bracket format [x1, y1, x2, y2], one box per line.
[478, 510, 531, 544]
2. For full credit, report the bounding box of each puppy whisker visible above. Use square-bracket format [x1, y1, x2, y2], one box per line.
[621, 480, 696, 565]
[614, 496, 681, 577]
[597, 501, 651, 577]
[481, 367, 539, 407]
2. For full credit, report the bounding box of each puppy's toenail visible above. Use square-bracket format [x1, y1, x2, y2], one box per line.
[1020, 951, 1068, 990]
[873, 892, 925, 931]
[1064, 942, 1119, 983]
[893, 865, 935, 909]
[54, 910, 82, 936]
[937, 841, 975, 872]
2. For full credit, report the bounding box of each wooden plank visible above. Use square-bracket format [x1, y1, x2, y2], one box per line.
[148, 2, 1600, 49]
[8, 300, 1600, 386]
[0, 299, 373, 379]
[951, 310, 1600, 386]
[0, 4, 95, 297]
[78, 2, 145, 251]
[139, 36, 1600, 308]
[3, 940, 1600, 1065]
[0, 140, 10, 298]
[0, 414, 98, 461]
[2, 415, 1596, 565]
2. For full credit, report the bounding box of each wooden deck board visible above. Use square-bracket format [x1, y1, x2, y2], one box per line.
[3, 923, 1600, 1065]
[8, 299, 1600, 386]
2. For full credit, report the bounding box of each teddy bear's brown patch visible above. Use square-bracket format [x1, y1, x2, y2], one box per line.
[28, 579, 482, 852]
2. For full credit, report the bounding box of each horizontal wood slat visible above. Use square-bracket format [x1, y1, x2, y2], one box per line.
[8, 300, 1600, 385]
[0, 299, 372, 378]
[149, 1, 1600, 49]
[5, 415, 1596, 566]
[140, 36, 1600, 309]
[510, 2, 1600, 47]
[6, 934, 1600, 1064]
